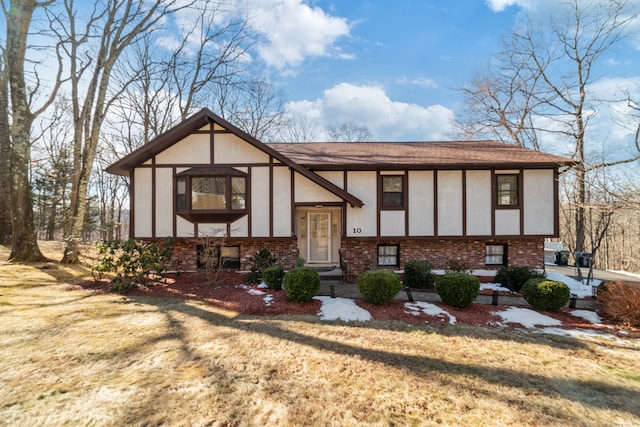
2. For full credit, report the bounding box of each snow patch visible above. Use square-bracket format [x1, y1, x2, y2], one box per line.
[404, 301, 457, 324]
[493, 307, 562, 328]
[246, 288, 266, 296]
[570, 309, 603, 325]
[314, 296, 372, 322]
[545, 272, 600, 298]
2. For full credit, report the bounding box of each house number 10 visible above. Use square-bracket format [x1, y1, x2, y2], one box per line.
[352, 227, 362, 234]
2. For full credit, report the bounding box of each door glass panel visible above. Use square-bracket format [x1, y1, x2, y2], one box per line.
[308, 213, 330, 262]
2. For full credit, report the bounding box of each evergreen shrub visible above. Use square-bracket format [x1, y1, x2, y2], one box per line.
[263, 266, 285, 290]
[494, 266, 544, 292]
[357, 269, 402, 305]
[435, 273, 480, 309]
[282, 267, 320, 302]
[521, 278, 570, 312]
[403, 260, 435, 289]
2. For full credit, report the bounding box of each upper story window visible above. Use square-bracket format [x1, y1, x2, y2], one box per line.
[496, 174, 519, 207]
[381, 175, 404, 209]
[176, 167, 247, 222]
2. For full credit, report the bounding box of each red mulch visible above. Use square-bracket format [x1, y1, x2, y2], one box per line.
[74, 272, 639, 339]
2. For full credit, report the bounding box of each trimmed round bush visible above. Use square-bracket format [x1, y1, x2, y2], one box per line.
[521, 278, 570, 312]
[282, 267, 320, 302]
[494, 266, 545, 292]
[263, 265, 285, 290]
[403, 260, 435, 289]
[357, 269, 402, 305]
[435, 273, 480, 309]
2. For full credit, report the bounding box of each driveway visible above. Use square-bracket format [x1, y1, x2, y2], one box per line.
[545, 264, 640, 284]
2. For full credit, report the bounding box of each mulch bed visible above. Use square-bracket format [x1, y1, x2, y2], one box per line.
[74, 271, 640, 339]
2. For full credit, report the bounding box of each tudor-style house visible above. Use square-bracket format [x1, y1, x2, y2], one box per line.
[107, 108, 574, 278]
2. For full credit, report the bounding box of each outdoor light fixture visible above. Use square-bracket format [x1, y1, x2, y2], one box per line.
[569, 294, 577, 309]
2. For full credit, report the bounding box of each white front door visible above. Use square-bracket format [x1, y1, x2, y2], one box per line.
[307, 212, 331, 263]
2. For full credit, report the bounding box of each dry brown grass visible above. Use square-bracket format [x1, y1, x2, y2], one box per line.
[1, 242, 639, 426]
[598, 281, 640, 327]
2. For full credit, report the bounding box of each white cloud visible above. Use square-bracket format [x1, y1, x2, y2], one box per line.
[485, 0, 535, 13]
[286, 83, 455, 141]
[245, 0, 351, 70]
[396, 76, 438, 88]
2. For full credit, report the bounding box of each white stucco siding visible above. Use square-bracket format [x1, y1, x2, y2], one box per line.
[495, 210, 520, 235]
[198, 223, 227, 237]
[230, 216, 249, 237]
[134, 168, 152, 237]
[155, 134, 210, 164]
[251, 167, 270, 237]
[346, 171, 377, 237]
[466, 170, 492, 236]
[408, 171, 434, 236]
[524, 169, 555, 235]
[294, 173, 342, 203]
[380, 211, 405, 236]
[437, 171, 463, 236]
[176, 216, 194, 237]
[155, 168, 174, 237]
[214, 133, 270, 164]
[316, 171, 344, 189]
[273, 166, 292, 237]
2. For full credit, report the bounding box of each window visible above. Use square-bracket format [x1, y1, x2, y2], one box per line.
[175, 167, 247, 222]
[197, 245, 241, 270]
[381, 175, 404, 208]
[485, 243, 506, 265]
[378, 244, 399, 267]
[496, 174, 518, 207]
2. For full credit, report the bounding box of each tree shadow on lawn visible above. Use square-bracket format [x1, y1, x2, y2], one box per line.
[130, 294, 640, 421]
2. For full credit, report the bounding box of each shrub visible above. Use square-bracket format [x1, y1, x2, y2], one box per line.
[93, 238, 174, 293]
[247, 249, 277, 284]
[403, 260, 435, 289]
[357, 269, 402, 305]
[444, 259, 471, 274]
[521, 278, 570, 312]
[494, 266, 545, 292]
[597, 281, 640, 327]
[263, 266, 285, 290]
[435, 273, 480, 309]
[282, 267, 320, 302]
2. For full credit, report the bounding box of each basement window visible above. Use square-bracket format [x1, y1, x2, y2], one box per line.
[176, 167, 248, 222]
[485, 243, 506, 266]
[378, 244, 400, 267]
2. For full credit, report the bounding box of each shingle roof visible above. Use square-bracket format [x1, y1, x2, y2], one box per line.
[267, 141, 575, 170]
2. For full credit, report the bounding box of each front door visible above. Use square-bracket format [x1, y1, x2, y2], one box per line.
[307, 212, 331, 263]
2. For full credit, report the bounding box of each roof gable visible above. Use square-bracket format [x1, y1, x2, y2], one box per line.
[106, 108, 364, 207]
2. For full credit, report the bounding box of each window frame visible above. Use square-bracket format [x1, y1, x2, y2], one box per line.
[380, 175, 405, 210]
[175, 167, 248, 222]
[197, 244, 241, 270]
[377, 244, 400, 267]
[495, 173, 520, 208]
[485, 243, 507, 266]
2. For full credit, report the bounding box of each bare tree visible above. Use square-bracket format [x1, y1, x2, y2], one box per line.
[0, 47, 11, 244]
[327, 121, 376, 142]
[271, 114, 323, 142]
[459, 0, 640, 253]
[1, 0, 63, 261]
[47, 0, 192, 263]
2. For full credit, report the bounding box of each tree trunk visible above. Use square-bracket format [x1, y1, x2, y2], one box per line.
[0, 49, 12, 244]
[5, 0, 45, 262]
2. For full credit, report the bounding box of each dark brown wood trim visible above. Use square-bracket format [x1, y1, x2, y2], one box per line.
[247, 166, 252, 237]
[462, 170, 467, 237]
[210, 118, 215, 165]
[404, 170, 409, 237]
[293, 202, 344, 207]
[343, 234, 550, 242]
[434, 171, 439, 237]
[269, 157, 274, 238]
[172, 167, 177, 237]
[151, 157, 156, 238]
[519, 168, 524, 235]
[491, 169, 496, 235]
[343, 170, 348, 238]
[376, 171, 381, 237]
[553, 169, 560, 237]
[290, 168, 296, 237]
[129, 171, 135, 238]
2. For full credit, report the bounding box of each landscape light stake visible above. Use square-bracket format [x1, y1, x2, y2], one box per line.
[569, 294, 577, 309]
[492, 290, 499, 306]
[330, 284, 335, 298]
[405, 287, 414, 302]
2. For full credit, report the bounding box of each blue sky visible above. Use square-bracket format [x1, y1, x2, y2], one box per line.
[229, 0, 640, 152]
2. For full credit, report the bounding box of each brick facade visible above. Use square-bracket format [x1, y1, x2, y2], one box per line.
[340, 238, 545, 279]
[170, 238, 298, 271]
